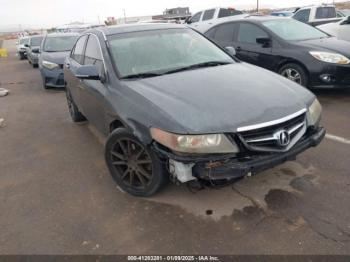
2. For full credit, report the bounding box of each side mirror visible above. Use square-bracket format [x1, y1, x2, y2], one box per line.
[225, 46, 236, 56]
[256, 37, 271, 48]
[32, 48, 40, 54]
[75, 65, 101, 80]
[341, 16, 350, 25]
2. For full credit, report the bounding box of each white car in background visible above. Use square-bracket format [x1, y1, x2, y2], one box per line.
[16, 36, 29, 60]
[318, 16, 350, 42]
[292, 5, 341, 26]
[186, 7, 244, 32]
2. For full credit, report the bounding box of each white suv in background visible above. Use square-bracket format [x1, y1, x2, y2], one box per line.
[186, 7, 244, 32]
[292, 5, 341, 26]
[16, 36, 29, 60]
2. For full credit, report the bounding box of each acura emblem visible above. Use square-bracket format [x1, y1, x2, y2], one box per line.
[275, 130, 290, 147]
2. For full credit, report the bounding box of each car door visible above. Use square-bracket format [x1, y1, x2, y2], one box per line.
[187, 11, 203, 29]
[64, 35, 88, 108]
[235, 22, 275, 70]
[79, 34, 107, 133]
[196, 9, 216, 32]
[205, 22, 238, 49]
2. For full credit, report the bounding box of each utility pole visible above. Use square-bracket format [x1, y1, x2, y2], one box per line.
[123, 9, 127, 24]
[257, 0, 259, 13]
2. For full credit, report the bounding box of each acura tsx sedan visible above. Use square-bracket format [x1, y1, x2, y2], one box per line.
[64, 24, 325, 197]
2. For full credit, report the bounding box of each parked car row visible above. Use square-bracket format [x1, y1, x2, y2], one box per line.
[16, 33, 79, 89]
[15, 8, 350, 196]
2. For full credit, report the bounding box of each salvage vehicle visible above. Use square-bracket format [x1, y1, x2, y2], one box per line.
[39, 33, 79, 89]
[186, 7, 244, 32]
[317, 16, 350, 42]
[16, 36, 29, 60]
[64, 24, 325, 197]
[292, 4, 341, 26]
[204, 16, 350, 88]
[26, 35, 44, 68]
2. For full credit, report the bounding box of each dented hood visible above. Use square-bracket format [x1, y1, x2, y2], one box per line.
[124, 62, 315, 134]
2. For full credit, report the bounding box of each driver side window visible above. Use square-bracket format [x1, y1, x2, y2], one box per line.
[190, 12, 202, 23]
[71, 35, 88, 64]
[84, 35, 104, 73]
[293, 9, 311, 23]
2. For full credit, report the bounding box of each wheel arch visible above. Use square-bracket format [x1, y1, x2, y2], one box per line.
[276, 59, 310, 77]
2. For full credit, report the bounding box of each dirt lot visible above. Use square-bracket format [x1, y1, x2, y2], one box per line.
[0, 40, 350, 254]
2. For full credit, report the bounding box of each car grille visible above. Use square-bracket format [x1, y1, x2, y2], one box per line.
[236, 110, 307, 152]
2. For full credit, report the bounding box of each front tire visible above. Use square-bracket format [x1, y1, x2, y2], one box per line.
[105, 128, 168, 197]
[65, 88, 86, 122]
[279, 63, 308, 87]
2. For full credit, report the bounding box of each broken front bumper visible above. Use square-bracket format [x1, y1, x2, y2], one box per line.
[154, 127, 326, 181]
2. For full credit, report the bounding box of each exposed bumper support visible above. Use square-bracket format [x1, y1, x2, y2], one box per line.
[153, 127, 326, 182]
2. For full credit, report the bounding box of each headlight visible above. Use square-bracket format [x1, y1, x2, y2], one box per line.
[42, 60, 59, 70]
[150, 128, 239, 154]
[308, 98, 322, 126]
[309, 51, 350, 64]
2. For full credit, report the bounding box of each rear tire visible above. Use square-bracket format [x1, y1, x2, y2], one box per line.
[105, 128, 168, 197]
[65, 88, 86, 122]
[278, 63, 308, 87]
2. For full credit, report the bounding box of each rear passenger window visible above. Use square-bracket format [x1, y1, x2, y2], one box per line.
[238, 23, 268, 44]
[213, 23, 237, 43]
[202, 9, 215, 21]
[218, 8, 243, 18]
[315, 7, 336, 19]
[71, 35, 87, 64]
[84, 35, 104, 72]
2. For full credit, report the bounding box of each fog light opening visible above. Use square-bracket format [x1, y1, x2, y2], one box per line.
[320, 74, 336, 84]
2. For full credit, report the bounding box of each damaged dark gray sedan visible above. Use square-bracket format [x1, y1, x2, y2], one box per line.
[64, 24, 325, 197]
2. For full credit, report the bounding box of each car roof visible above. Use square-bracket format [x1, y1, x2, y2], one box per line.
[45, 32, 80, 38]
[213, 15, 289, 24]
[29, 35, 44, 38]
[88, 23, 187, 36]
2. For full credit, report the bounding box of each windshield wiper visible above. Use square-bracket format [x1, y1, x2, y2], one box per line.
[163, 61, 232, 75]
[120, 72, 163, 80]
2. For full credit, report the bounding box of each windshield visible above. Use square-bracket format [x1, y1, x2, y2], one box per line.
[263, 19, 328, 41]
[341, 10, 350, 16]
[43, 36, 78, 52]
[108, 28, 233, 78]
[30, 37, 43, 46]
[19, 38, 29, 45]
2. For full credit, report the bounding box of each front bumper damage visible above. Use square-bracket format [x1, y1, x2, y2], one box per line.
[153, 127, 326, 183]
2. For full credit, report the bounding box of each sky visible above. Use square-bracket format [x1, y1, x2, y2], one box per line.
[0, 0, 344, 30]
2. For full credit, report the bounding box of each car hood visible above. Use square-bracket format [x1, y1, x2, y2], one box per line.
[295, 37, 350, 56]
[123, 63, 315, 134]
[40, 51, 70, 64]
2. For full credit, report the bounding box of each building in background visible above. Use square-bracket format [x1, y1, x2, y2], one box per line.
[163, 7, 192, 21]
[113, 7, 191, 25]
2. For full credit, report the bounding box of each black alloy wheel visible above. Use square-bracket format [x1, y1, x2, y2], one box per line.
[105, 128, 167, 197]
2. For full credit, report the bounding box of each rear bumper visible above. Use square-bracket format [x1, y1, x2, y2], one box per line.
[154, 127, 326, 181]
